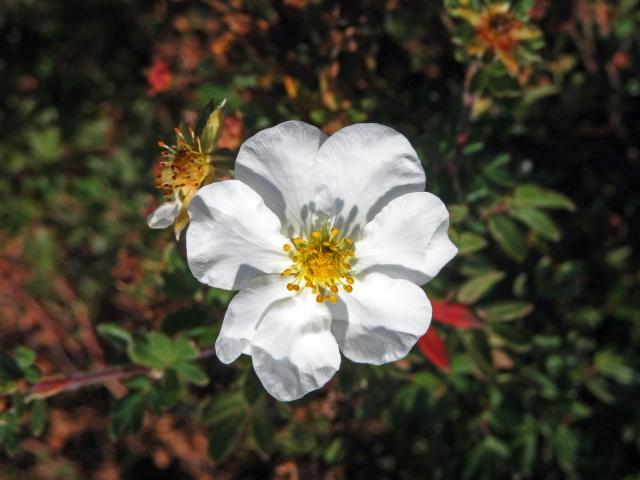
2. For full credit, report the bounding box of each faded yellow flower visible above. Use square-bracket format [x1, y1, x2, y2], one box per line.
[147, 99, 227, 239]
[453, 2, 541, 75]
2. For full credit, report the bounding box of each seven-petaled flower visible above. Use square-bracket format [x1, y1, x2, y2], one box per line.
[186, 122, 457, 401]
[147, 100, 226, 239]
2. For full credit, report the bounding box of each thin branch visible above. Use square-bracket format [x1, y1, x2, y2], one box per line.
[20, 346, 217, 400]
[450, 62, 480, 201]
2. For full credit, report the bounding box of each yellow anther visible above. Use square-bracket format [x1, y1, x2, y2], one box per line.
[344, 284, 353, 293]
[282, 223, 356, 301]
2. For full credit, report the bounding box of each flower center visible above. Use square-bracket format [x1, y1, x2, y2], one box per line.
[155, 128, 212, 199]
[478, 12, 520, 52]
[281, 225, 355, 304]
[487, 13, 514, 34]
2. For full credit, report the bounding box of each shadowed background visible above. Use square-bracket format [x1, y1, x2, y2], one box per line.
[1, 0, 639, 478]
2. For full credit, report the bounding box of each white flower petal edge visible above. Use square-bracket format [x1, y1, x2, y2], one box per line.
[186, 180, 291, 290]
[215, 275, 293, 364]
[235, 121, 328, 234]
[354, 192, 458, 284]
[147, 200, 181, 229]
[315, 123, 426, 236]
[330, 273, 432, 364]
[251, 291, 341, 401]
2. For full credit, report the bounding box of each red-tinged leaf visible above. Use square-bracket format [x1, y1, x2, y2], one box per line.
[432, 300, 481, 329]
[145, 58, 172, 96]
[417, 328, 450, 371]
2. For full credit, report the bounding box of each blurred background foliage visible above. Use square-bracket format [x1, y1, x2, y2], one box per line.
[1, 0, 639, 478]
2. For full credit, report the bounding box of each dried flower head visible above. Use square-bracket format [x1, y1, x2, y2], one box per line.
[452, 2, 541, 75]
[147, 99, 227, 239]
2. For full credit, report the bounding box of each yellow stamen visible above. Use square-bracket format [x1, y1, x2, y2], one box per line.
[155, 130, 212, 200]
[282, 224, 355, 303]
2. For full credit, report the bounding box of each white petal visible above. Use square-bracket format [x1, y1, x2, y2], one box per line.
[354, 192, 458, 285]
[186, 180, 290, 290]
[147, 200, 181, 229]
[251, 292, 340, 401]
[330, 273, 431, 364]
[235, 121, 328, 234]
[314, 124, 426, 237]
[215, 275, 293, 364]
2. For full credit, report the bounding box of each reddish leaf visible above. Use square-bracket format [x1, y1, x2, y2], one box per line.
[432, 300, 481, 329]
[145, 58, 172, 96]
[417, 328, 450, 371]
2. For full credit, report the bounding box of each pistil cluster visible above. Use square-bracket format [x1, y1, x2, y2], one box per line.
[282, 225, 355, 303]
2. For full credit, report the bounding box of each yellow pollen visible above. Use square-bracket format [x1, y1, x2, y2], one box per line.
[282, 224, 355, 303]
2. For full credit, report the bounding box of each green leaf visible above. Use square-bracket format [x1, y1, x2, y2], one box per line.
[459, 330, 492, 373]
[449, 204, 469, 224]
[585, 378, 615, 404]
[250, 403, 274, 455]
[202, 394, 247, 427]
[110, 393, 145, 439]
[243, 370, 264, 405]
[14, 347, 36, 370]
[208, 410, 246, 462]
[488, 215, 527, 262]
[97, 323, 133, 349]
[477, 301, 533, 322]
[152, 369, 182, 411]
[456, 232, 488, 255]
[323, 437, 344, 464]
[174, 361, 209, 386]
[197, 99, 227, 153]
[128, 332, 198, 369]
[555, 425, 578, 473]
[595, 351, 635, 385]
[283, 424, 317, 455]
[30, 400, 47, 437]
[509, 207, 561, 241]
[129, 332, 170, 369]
[458, 271, 505, 304]
[172, 337, 199, 362]
[513, 184, 575, 211]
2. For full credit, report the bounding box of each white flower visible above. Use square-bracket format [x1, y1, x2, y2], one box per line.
[186, 121, 457, 401]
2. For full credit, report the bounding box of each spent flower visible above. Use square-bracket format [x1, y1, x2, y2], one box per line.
[451, 1, 542, 75]
[147, 99, 227, 239]
[186, 121, 457, 401]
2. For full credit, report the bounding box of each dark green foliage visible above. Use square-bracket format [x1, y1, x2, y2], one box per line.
[1, 0, 639, 478]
